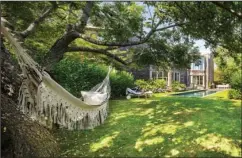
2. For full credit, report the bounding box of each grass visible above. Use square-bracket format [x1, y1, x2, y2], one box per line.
[55, 90, 241, 157]
[205, 89, 230, 99]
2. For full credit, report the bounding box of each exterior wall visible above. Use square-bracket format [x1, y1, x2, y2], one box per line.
[129, 66, 150, 80]
[148, 66, 187, 86]
[149, 65, 168, 81]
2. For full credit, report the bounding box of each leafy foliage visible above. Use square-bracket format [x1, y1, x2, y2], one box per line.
[134, 79, 152, 91]
[214, 69, 223, 85]
[110, 70, 135, 97]
[228, 89, 241, 100]
[1, 2, 50, 30]
[171, 81, 186, 92]
[91, 2, 145, 42]
[133, 30, 200, 69]
[230, 70, 242, 92]
[134, 79, 167, 92]
[214, 47, 241, 86]
[154, 2, 242, 57]
[152, 79, 167, 90]
[2, 1, 241, 68]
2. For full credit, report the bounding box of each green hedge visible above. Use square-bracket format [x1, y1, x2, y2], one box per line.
[52, 57, 134, 98]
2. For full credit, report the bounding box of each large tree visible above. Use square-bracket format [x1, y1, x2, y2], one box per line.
[1, 1, 241, 70]
[0, 2, 198, 69]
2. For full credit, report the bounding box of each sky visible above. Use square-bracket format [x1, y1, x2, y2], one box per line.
[194, 40, 211, 54]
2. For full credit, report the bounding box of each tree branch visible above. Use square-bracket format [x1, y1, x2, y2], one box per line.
[212, 2, 242, 19]
[155, 23, 185, 31]
[19, 2, 58, 38]
[67, 46, 128, 65]
[74, 1, 94, 33]
[79, 22, 184, 47]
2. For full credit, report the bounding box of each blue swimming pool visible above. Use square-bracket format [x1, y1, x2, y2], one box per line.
[172, 90, 218, 97]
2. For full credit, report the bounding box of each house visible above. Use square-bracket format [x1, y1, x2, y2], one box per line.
[130, 53, 214, 89]
[83, 27, 214, 89]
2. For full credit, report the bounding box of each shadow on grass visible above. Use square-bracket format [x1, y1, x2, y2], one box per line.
[55, 97, 241, 157]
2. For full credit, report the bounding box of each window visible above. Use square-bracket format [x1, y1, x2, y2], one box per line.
[174, 72, 180, 81]
[180, 75, 184, 82]
[192, 76, 203, 85]
[191, 58, 205, 70]
[158, 71, 163, 78]
[151, 70, 165, 80]
[152, 71, 157, 79]
[200, 76, 203, 85]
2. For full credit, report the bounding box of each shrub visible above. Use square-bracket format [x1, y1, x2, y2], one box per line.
[152, 79, 166, 89]
[150, 79, 167, 92]
[230, 70, 242, 92]
[134, 79, 167, 92]
[228, 89, 241, 100]
[53, 57, 134, 98]
[110, 70, 135, 97]
[134, 79, 152, 91]
[172, 81, 186, 92]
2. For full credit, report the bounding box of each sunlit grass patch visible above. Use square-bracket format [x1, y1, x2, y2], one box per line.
[142, 123, 181, 137]
[90, 131, 120, 152]
[55, 92, 241, 157]
[196, 133, 241, 157]
[135, 136, 164, 152]
[165, 149, 180, 157]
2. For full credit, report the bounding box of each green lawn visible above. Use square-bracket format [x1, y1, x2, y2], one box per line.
[204, 89, 230, 99]
[55, 90, 241, 157]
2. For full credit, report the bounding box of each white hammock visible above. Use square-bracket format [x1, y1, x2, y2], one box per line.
[1, 23, 111, 130]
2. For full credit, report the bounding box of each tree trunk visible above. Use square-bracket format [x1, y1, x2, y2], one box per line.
[1, 95, 60, 158]
[1, 39, 60, 157]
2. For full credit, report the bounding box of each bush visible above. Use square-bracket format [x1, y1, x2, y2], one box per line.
[134, 79, 152, 91]
[110, 70, 135, 97]
[152, 79, 166, 89]
[53, 57, 134, 98]
[172, 81, 186, 92]
[228, 89, 241, 100]
[230, 70, 241, 92]
[134, 79, 167, 92]
[150, 79, 167, 92]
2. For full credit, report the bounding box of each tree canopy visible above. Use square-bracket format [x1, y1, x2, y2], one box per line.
[157, 1, 241, 57]
[1, 1, 241, 70]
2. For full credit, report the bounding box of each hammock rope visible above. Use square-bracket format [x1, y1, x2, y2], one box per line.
[1, 23, 111, 130]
